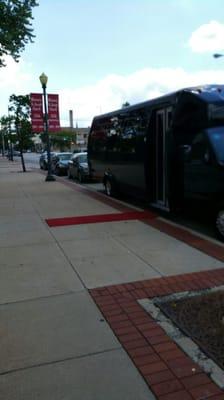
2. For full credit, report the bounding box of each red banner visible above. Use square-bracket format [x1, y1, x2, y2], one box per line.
[48, 94, 61, 132]
[30, 93, 44, 133]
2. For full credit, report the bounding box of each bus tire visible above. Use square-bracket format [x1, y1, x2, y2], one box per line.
[215, 208, 224, 241]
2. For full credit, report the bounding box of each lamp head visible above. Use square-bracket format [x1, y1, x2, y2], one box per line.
[39, 73, 48, 87]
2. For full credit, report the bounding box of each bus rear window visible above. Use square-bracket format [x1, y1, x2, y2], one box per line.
[208, 104, 224, 125]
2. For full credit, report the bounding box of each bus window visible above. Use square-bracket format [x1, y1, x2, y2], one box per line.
[207, 127, 224, 163]
[208, 104, 224, 126]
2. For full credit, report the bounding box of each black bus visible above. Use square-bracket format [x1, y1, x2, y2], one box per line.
[88, 85, 224, 240]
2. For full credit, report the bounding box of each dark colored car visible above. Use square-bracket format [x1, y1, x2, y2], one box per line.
[73, 148, 87, 154]
[67, 152, 90, 182]
[51, 152, 72, 175]
[39, 151, 56, 170]
[12, 150, 21, 156]
[7, 149, 21, 158]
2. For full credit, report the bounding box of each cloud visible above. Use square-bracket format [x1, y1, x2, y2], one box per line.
[1, 58, 224, 128]
[59, 67, 224, 127]
[188, 20, 224, 53]
[0, 56, 33, 116]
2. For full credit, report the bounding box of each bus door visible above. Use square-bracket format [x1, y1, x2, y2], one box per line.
[154, 108, 172, 209]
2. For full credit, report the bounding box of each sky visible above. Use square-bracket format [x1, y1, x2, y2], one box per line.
[1, 0, 224, 127]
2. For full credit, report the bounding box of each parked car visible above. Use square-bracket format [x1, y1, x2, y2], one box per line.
[6, 149, 21, 158]
[67, 152, 90, 182]
[73, 148, 87, 154]
[13, 150, 21, 156]
[51, 152, 72, 175]
[39, 151, 56, 170]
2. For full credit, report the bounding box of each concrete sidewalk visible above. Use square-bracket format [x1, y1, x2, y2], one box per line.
[0, 156, 223, 399]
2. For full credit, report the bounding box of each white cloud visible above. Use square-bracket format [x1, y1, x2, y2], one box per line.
[0, 56, 33, 119]
[188, 20, 224, 53]
[59, 67, 224, 127]
[1, 58, 224, 128]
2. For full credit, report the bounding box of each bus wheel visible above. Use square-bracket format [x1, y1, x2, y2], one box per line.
[215, 209, 224, 241]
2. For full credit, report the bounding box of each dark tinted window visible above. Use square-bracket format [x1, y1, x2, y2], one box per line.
[207, 127, 224, 162]
[89, 108, 150, 162]
[208, 104, 224, 126]
[77, 154, 87, 163]
[59, 153, 72, 160]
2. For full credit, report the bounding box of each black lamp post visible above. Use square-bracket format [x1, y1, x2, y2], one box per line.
[39, 72, 55, 182]
[7, 107, 13, 161]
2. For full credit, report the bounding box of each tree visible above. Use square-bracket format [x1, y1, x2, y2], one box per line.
[49, 130, 75, 151]
[0, 114, 14, 156]
[40, 130, 77, 152]
[122, 102, 130, 108]
[0, 0, 38, 67]
[8, 94, 32, 171]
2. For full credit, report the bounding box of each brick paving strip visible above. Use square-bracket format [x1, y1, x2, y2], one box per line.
[90, 269, 224, 399]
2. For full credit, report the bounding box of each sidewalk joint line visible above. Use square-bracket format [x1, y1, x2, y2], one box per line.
[0, 289, 86, 308]
[0, 347, 121, 377]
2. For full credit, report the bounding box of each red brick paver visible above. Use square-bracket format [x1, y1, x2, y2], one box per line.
[90, 268, 224, 400]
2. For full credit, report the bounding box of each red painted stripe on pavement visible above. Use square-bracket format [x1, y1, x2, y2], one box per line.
[46, 210, 156, 227]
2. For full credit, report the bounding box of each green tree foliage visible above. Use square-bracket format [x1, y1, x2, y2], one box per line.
[49, 130, 75, 152]
[0, 114, 12, 138]
[0, 0, 38, 67]
[8, 94, 32, 171]
[122, 102, 130, 108]
[0, 114, 14, 157]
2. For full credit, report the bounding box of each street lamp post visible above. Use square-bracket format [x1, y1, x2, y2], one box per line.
[39, 73, 55, 182]
[0, 124, 5, 156]
[7, 107, 13, 161]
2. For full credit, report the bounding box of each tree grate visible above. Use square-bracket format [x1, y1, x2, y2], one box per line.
[156, 289, 224, 370]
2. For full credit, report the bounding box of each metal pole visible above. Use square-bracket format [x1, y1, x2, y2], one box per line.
[8, 108, 13, 161]
[10, 141, 13, 161]
[2, 131, 5, 156]
[1, 124, 5, 156]
[42, 83, 55, 181]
